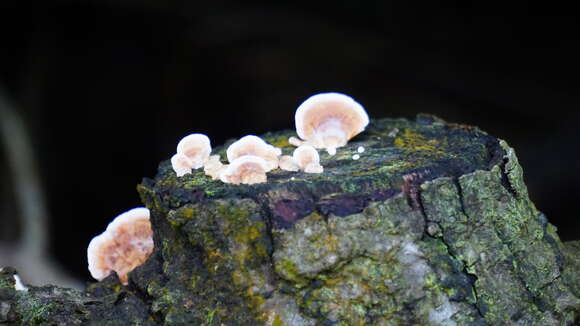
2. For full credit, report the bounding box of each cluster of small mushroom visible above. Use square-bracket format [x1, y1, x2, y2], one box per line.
[86, 92, 369, 284]
[171, 92, 369, 184]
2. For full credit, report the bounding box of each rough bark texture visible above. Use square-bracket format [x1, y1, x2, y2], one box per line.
[1, 115, 579, 325]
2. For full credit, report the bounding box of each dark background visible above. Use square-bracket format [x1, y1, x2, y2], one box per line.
[0, 1, 578, 283]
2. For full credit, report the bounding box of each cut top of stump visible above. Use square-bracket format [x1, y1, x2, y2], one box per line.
[146, 114, 504, 228]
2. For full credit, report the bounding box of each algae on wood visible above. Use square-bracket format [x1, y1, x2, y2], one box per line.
[1, 115, 579, 325]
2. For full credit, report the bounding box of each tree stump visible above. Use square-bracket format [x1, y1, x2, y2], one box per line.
[1, 115, 579, 325]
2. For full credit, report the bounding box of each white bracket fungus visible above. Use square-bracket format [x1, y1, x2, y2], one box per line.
[171, 153, 194, 177]
[279, 155, 299, 172]
[293, 145, 323, 173]
[176, 133, 211, 169]
[226, 135, 281, 171]
[204, 154, 227, 180]
[87, 207, 153, 285]
[293, 92, 369, 155]
[220, 155, 269, 185]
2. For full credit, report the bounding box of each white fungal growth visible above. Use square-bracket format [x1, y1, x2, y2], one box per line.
[220, 155, 269, 185]
[357, 146, 365, 153]
[87, 207, 154, 285]
[279, 155, 299, 172]
[226, 135, 281, 171]
[352, 154, 360, 160]
[87, 232, 115, 281]
[13, 274, 27, 292]
[294, 92, 369, 155]
[176, 133, 211, 169]
[171, 153, 193, 177]
[293, 145, 323, 173]
[204, 155, 227, 180]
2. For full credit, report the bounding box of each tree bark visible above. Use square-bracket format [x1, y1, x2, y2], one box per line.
[1, 115, 578, 325]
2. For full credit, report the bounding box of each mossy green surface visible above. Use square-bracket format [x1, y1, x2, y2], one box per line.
[1, 115, 578, 325]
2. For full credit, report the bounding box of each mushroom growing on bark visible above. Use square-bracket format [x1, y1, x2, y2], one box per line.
[204, 155, 227, 180]
[293, 92, 369, 155]
[226, 135, 281, 171]
[176, 133, 211, 169]
[278, 155, 299, 172]
[87, 207, 154, 285]
[171, 153, 194, 177]
[293, 145, 323, 173]
[220, 155, 269, 185]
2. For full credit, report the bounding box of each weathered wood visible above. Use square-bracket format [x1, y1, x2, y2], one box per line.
[1, 115, 578, 325]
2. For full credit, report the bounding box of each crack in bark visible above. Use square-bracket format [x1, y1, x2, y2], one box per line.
[452, 177, 469, 219]
[256, 198, 277, 261]
[444, 179, 486, 319]
[414, 178, 487, 321]
[454, 175, 551, 320]
[128, 255, 165, 325]
[499, 158, 518, 198]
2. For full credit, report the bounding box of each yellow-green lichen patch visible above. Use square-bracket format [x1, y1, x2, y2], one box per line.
[192, 199, 278, 320]
[17, 296, 56, 325]
[166, 205, 197, 227]
[272, 314, 284, 326]
[262, 132, 294, 150]
[203, 308, 218, 326]
[274, 257, 309, 287]
[273, 212, 343, 284]
[298, 256, 401, 324]
[394, 128, 444, 154]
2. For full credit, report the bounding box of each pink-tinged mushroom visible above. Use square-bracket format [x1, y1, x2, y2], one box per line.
[220, 155, 269, 185]
[176, 133, 211, 169]
[293, 92, 369, 155]
[278, 155, 299, 172]
[226, 135, 281, 172]
[204, 155, 227, 180]
[171, 153, 193, 177]
[293, 145, 323, 173]
[288, 136, 303, 147]
[87, 207, 153, 285]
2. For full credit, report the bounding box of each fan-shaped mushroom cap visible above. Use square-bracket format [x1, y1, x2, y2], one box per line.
[226, 135, 281, 171]
[279, 155, 299, 172]
[204, 155, 227, 180]
[295, 92, 369, 155]
[176, 133, 211, 169]
[220, 155, 269, 185]
[87, 207, 153, 285]
[171, 153, 193, 177]
[293, 145, 323, 173]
